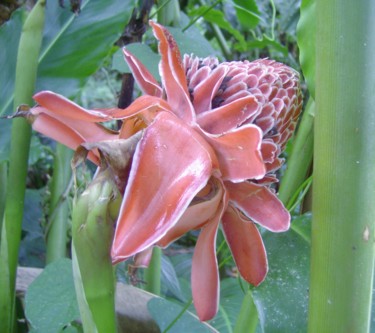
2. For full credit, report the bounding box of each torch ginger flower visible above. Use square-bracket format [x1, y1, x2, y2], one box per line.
[25, 22, 302, 321]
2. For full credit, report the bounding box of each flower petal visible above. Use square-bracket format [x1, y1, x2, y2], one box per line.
[33, 91, 112, 121]
[201, 125, 266, 182]
[150, 21, 195, 123]
[32, 106, 118, 142]
[196, 96, 260, 134]
[111, 112, 213, 262]
[157, 178, 223, 247]
[110, 95, 172, 120]
[192, 65, 229, 114]
[221, 204, 268, 286]
[32, 113, 100, 164]
[225, 181, 290, 232]
[123, 48, 163, 97]
[191, 186, 227, 321]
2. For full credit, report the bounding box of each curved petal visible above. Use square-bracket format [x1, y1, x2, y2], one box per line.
[111, 112, 213, 262]
[221, 204, 268, 286]
[157, 178, 223, 247]
[196, 96, 260, 134]
[33, 91, 112, 121]
[201, 125, 266, 182]
[33, 113, 99, 164]
[225, 181, 290, 232]
[191, 186, 227, 321]
[110, 95, 172, 121]
[150, 21, 195, 123]
[192, 65, 229, 114]
[32, 106, 118, 143]
[123, 48, 163, 97]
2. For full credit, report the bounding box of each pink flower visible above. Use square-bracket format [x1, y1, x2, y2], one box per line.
[26, 22, 302, 321]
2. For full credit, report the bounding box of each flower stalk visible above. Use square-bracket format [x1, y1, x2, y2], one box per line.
[72, 168, 121, 333]
[144, 247, 162, 295]
[308, 1, 375, 331]
[0, 2, 45, 332]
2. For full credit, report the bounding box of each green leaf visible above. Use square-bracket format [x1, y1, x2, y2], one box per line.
[230, 0, 260, 29]
[36, 0, 134, 97]
[251, 227, 310, 333]
[296, 0, 316, 98]
[25, 258, 80, 333]
[189, 6, 246, 50]
[148, 298, 219, 333]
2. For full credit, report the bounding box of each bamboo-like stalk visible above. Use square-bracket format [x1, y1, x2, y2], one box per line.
[144, 247, 162, 295]
[46, 144, 73, 263]
[0, 2, 45, 333]
[278, 98, 314, 208]
[308, 1, 375, 332]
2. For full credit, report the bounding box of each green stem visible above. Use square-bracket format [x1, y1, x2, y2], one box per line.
[144, 247, 162, 296]
[46, 144, 73, 263]
[308, 1, 375, 332]
[0, 2, 45, 333]
[278, 98, 314, 208]
[233, 289, 258, 333]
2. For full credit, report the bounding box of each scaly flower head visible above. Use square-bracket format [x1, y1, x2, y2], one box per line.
[25, 22, 302, 321]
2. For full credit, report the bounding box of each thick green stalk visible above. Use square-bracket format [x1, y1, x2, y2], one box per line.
[0, 2, 45, 333]
[308, 1, 375, 332]
[72, 169, 121, 333]
[278, 98, 314, 208]
[233, 289, 258, 333]
[144, 247, 162, 295]
[46, 144, 73, 263]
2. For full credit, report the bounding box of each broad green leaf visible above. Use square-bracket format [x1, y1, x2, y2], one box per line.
[297, 0, 316, 98]
[25, 258, 80, 333]
[36, 0, 134, 97]
[148, 298, 219, 333]
[1, 0, 134, 116]
[252, 224, 311, 333]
